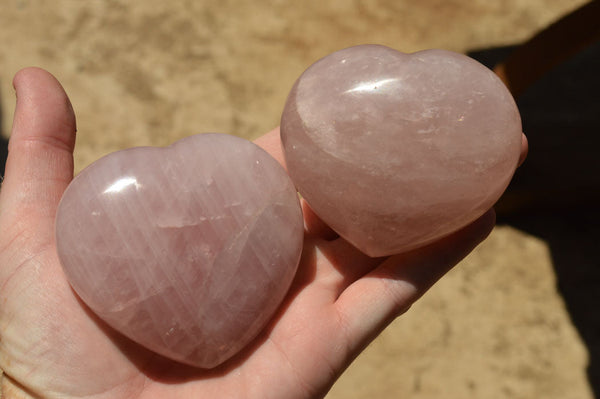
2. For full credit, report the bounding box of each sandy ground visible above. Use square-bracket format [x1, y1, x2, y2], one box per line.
[0, 1, 596, 398]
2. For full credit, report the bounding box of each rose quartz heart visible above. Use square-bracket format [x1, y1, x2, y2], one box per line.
[281, 45, 522, 256]
[55, 133, 303, 368]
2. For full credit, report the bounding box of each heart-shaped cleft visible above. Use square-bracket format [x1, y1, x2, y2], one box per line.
[281, 44, 522, 257]
[56, 133, 304, 368]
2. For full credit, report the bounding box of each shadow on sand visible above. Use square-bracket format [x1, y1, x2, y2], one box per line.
[470, 40, 600, 397]
[0, 84, 7, 178]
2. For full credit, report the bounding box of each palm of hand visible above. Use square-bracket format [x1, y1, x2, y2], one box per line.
[0, 68, 506, 399]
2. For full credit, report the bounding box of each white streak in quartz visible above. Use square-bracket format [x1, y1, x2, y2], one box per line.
[56, 133, 303, 368]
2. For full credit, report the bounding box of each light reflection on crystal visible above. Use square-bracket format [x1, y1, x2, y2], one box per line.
[345, 78, 398, 94]
[103, 176, 141, 194]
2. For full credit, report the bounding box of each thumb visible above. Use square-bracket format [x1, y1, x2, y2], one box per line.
[0, 67, 76, 223]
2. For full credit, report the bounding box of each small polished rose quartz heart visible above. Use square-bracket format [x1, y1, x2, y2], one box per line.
[55, 133, 303, 368]
[281, 44, 522, 257]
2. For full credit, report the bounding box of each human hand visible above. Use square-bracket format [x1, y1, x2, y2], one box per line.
[0, 68, 527, 399]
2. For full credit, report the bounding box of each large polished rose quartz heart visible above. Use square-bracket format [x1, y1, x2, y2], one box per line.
[56, 133, 304, 368]
[281, 44, 522, 257]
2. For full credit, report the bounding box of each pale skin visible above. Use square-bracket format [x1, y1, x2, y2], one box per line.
[0, 68, 528, 399]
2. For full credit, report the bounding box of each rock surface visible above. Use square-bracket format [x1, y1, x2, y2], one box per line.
[55, 133, 304, 368]
[281, 45, 522, 256]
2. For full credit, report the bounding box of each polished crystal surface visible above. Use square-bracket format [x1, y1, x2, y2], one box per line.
[56, 133, 304, 368]
[281, 45, 522, 256]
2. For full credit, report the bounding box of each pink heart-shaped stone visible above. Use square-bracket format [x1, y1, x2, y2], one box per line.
[281, 45, 522, 256]
[56, 133, 303, 368]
